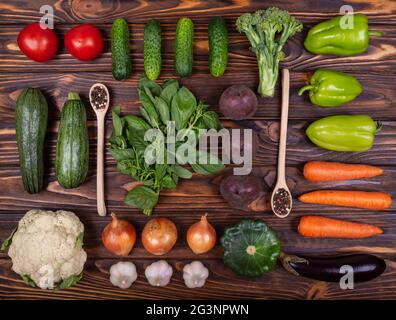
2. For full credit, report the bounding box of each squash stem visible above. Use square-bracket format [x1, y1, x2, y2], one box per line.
[68, 92, 80, 100]
[246, 245, 257, 255]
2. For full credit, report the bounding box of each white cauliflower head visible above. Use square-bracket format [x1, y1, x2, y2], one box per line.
[7, 209, 87, 289]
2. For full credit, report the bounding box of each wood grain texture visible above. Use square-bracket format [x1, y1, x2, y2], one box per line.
[0, 23, 394, 73]
[0, 0, 395, 24]
[0, 71, 395, 122]
[0, 257, 395, 300]
[2, 165, 396, 213]
[0, 0, 395, 300]
[0, 258, 395, 300]
[1, 119, 396, 168]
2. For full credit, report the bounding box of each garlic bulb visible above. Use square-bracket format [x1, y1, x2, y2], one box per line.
[183, 261, 209, 288]
[109, 261, 137, 289]
[145, 260, 173, 287]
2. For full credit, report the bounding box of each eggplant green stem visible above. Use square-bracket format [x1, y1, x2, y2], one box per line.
[298, 85, 314, 96]
[368, 30, 383, 37]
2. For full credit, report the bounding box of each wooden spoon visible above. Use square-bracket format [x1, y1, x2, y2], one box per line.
[271, 69, 292, 218]
[89, 83, 110, 216]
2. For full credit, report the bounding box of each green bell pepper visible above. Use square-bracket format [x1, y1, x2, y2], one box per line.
[298, 69, 362, 107]
[304, 14, 382, 56]
[306, 115, 381, 152]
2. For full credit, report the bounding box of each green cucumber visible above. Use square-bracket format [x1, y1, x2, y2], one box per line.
[174, 17, 194, 77]
[15, 88, 48, 194]
[208, 17, 228, 77]
[144, 19, 162, 80]
[111, 18, 132, 80]
[55, 92, 89, 189]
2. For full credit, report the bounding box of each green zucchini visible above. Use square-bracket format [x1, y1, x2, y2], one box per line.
[144, 19, 162, 80]
[174, 17, 194, 77]
[15, 88, 48, 194]
[111, 18, 132, 80]
[208, 17, 228, 77]
[55, 92, 89, 189]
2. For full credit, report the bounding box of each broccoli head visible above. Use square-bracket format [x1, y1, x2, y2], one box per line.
[236, 7, 303, 97]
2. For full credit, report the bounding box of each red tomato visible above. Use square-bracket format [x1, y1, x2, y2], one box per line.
[65, 24, 103, 61]
[17, 22, 58, 62]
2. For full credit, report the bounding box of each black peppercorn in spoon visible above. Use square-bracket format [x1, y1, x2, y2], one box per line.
[271, 69, 292, 218]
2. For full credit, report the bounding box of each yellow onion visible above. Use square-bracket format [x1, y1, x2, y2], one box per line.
[102, 213, 136, 256]
[142, 218, 178, 256]
[186, 214, 216, 254]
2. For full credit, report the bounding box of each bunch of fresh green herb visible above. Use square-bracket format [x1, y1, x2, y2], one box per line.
[110, 77, 224, 215]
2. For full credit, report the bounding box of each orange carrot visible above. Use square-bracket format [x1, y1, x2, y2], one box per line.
[303, 161, 383, 182]
[299, 190, 392, 210]
[298, 216, 383, 238]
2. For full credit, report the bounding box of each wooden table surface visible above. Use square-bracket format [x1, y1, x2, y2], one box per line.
[0, 0, 395, 300]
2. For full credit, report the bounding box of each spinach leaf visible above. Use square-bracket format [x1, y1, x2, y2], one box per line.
[125, 186, 159, 215]
[113, 105, 121, 116]
[111, 148, 135, 161]
[109, 135, 127, 149]
[154, 96, 170, 125]
[144, 129, 166, 166]
[191, 163, 224, 175]
[202, 111, 222, 130]
[171, 87, 197, 130]
[139, 77, 162, 97]
[112, 108, 124, 137]
[177, 87, 196, 121]
[127, 128, 148, 152]
[160, 79, 179, 105]
[155, 163, 167, 180]
[172, 174, 179, 186]
[117, 160, 140, 179]
[190, 151, 225, 175]
[171, 97, 183, 130]
[193, 118, 209, 140]
[116, 160, 132, 175]
[1, 228, 16, 251]
[177, 87, 197, 110]
[140, 107, 156, 128]
[144, 85, 157, 104]
[56, 273, 83, 290]
[139, 90, 160, 128]
[124, 115, 151, 131]
[161, 175, 177, 189]
[163, 78, 179, 89]
[144, 179, 155, 187]
[172, 165, 193, 179]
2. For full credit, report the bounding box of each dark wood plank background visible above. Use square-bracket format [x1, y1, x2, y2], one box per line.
[0, 0, 395, 300]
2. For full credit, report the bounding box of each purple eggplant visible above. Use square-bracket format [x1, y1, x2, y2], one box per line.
[280, 253, 386, 283]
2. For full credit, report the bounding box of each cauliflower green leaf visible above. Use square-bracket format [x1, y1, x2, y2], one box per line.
[56, 273, 83, 290]
[22, 275, 37, 288]
[1, 228, 16, 251]
[75, 232, 84, 249]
